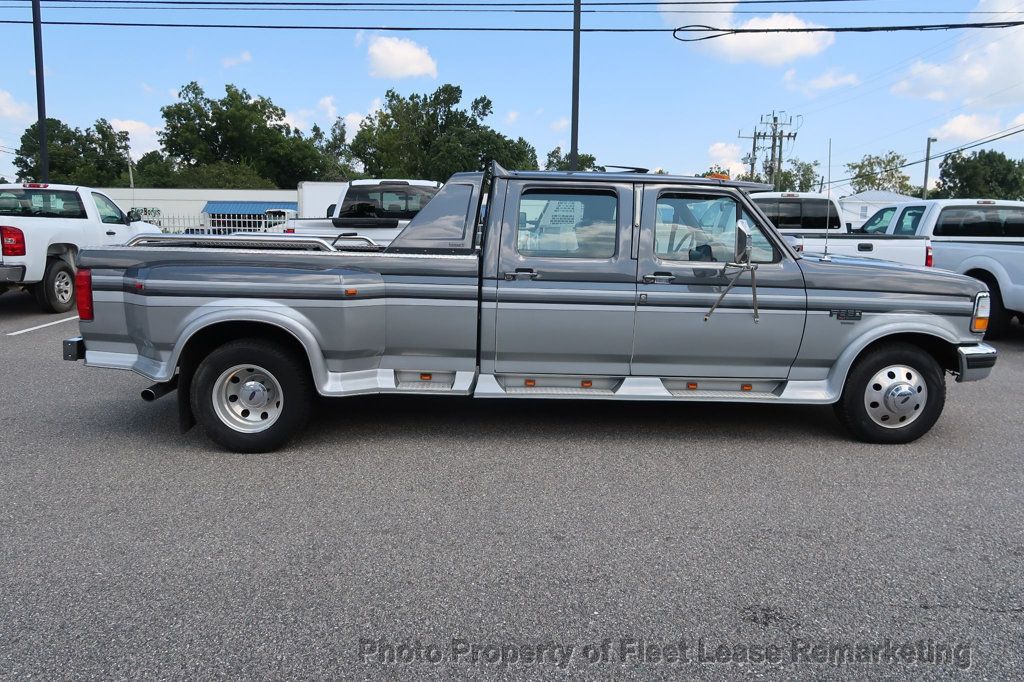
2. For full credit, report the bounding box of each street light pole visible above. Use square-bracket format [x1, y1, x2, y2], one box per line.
[31, 0, 49, 182]
[922, 136, 937, 199]
[569, 0, 581, 171]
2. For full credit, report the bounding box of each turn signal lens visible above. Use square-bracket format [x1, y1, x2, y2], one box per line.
[925, 245, 933, 268]
[1, 225, 25, 256]
[971, 293, 990, 333]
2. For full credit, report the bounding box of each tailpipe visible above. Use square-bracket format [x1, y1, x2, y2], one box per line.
[141, 377, 178, 402]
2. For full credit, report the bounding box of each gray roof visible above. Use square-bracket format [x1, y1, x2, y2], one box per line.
[490, 162, 773, 192]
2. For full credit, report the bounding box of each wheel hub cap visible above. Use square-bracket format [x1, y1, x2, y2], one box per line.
[864, 364, 928, 429]
[211, 364, 284, 433]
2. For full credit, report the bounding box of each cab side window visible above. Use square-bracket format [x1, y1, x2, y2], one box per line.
[92, 193, 126, 225]
[654, 194, 776, 263]
[861, 207, 896, 234]
[894, 206, 926, 235]
[516, 189, 618, 259]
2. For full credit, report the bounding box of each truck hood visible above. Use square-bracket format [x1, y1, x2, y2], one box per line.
[796, 254, 985, 299]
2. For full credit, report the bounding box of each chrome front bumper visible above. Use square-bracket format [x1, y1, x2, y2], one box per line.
[957, 343, 997, 382]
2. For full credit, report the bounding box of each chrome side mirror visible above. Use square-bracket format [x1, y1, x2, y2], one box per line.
[735, 219, 752, 264]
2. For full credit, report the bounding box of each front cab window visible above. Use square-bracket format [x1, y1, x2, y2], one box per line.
[655, 193, 775, 263]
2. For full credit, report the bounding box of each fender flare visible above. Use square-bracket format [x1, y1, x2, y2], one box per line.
[167, 303, 330, 390]
[955, 255, 1010, 293]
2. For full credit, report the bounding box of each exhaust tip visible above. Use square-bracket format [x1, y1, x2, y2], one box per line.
[141, 389, 156, 402]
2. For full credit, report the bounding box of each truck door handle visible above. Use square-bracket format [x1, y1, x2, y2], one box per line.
[858, 243, 873, 252]
[505, 268, 540, 281]
[106, 230, 117, 236]
[642, 272, 676, 284]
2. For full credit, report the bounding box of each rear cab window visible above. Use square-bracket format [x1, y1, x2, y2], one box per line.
[516, 189, 618, 259]
[751, 196, 841, 231]
[933, 205, 1024, 237]
[339, 184, 440, 220]
[0, 188, 87, 219]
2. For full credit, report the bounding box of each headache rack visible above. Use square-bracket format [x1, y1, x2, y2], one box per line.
[125, 233, 382, 252]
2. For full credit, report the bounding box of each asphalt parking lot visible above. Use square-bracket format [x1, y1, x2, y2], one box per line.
[1, 288, 1022, 679]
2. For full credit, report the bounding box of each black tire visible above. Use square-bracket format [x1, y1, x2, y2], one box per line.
[35, 258, 75, 313]
[190, 339, 313, 452]
[979, 277, 1011, 338]
[833, 342, 946, 444]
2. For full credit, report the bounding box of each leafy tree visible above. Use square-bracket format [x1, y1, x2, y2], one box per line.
[545, 146, 602, 171]
[310, 119, 361, 180]
[123, 151, 275, 189]
[15, 117, 130, 185]
[933, 150, 1024, 200]
[697, 163, 730, 178]
[350, 84, 538, 182]
[845, 151, 914, 194]
[776, 158, 820, 192]
[159, 82, 335, 188]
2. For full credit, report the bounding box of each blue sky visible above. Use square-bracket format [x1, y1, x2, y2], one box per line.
[2, 0, 1024, 195]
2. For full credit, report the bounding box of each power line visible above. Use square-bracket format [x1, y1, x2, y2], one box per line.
[674, 20, 1024, 42]
[2, 0, 879, 6]
[826, 124, 1024, 188]
[0, 18, 671, 28]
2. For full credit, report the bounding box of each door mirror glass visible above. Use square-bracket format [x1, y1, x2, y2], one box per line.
[735, 219, 752, 264]
[126, 209, 141, 224]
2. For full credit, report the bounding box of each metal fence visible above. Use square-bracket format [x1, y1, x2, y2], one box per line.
[145, 214, 282, 235]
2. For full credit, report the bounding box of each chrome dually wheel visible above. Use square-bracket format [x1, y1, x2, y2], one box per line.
[211, 364, 284, 433]
[863, 364, 928, 428]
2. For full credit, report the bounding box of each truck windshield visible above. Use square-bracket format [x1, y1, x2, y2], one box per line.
[0, 188, 88, 219]
[339, 184, 439, 220]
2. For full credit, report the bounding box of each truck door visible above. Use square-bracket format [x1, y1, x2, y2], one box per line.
[493, 181, 636, 375]
[631, 186, 805, 379]
[91, 192, 132, 245]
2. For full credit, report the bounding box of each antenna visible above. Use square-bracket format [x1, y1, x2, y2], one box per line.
[821, 138, 833, 262]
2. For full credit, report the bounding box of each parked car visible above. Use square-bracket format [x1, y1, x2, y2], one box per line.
[860, 198, 1024, 335]
[274, 179, 442, 246]
[0, 182, 159, 312]
[749, 192, 930, 267]
[64, 163, 996, 451]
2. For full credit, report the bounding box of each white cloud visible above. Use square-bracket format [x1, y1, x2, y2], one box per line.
[283, 110, 312, 131]
[665, 5, 834, 65]
[221, 50, 252, 69]
[111, 119, 161, 159]
[343, 97, 382, 136]
[892, 0, 1024, 106]
[367, 36, 437, 79]
[318, 96, 338, 119]
[931, 113, 1003, 142]
[140, 82, 155, 94]
[707, 141, 747, 178]
[550, 117, 569, 132]
[0, 90, 31, 123]
[505, 110, 520, 124]
[784, 68, 859, 96]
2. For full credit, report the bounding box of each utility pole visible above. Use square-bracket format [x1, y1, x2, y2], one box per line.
[31, 0, 49, 182]
[569, 0, 581, 171]
[922, 136, 937, 199]
[737, 128, 766, 178]
[740, 112, 798, 185]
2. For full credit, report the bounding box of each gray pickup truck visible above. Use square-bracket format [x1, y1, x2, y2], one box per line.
[64, 163, 997, 452]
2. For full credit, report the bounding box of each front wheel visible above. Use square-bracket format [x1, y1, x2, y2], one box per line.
[190, 339, 313, 452]
[833, 343, 946, 444]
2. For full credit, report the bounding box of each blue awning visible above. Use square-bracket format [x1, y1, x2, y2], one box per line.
[202, 201, 298, 215]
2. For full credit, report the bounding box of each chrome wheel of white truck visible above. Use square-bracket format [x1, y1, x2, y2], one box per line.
[191, 339, 312, 452]
[835, 343, 945, 444]
[35, 258, 76, 314]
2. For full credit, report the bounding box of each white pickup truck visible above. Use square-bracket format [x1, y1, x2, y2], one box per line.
[750, 191, 931, 267]
[0, 183, 159, 312]
[862, 198, 1024, 335]
[274, 178, 442, 246]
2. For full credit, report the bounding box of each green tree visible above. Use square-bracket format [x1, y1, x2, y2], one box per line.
[697, 163, 730, 178]
[933, 149, 1024, 200]
[845, 151, 914, 194]
[310, 119, 361, 180]
[775, 158, 820, 192]
[545, 146, 602, 171]
[15, 117, 130, 185]
[350, 84, 538, 182]
[159, 82, 334, 188]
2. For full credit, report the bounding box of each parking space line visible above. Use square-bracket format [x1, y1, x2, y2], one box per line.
[6, 316, 79, 336]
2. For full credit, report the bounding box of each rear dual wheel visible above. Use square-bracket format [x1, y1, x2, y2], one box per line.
[834, 343, 946, 444]
[191, 339, 312, 452]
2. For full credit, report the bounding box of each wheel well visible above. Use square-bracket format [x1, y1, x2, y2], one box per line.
[856, 333, 959, 374]
[46, 244, 78, 269]
[964, 268, 998, 291]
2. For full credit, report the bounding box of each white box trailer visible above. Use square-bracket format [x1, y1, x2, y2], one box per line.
[297, 181, 350, 219]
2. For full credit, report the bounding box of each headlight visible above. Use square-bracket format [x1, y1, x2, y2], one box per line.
[971, 293, 990, 333]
